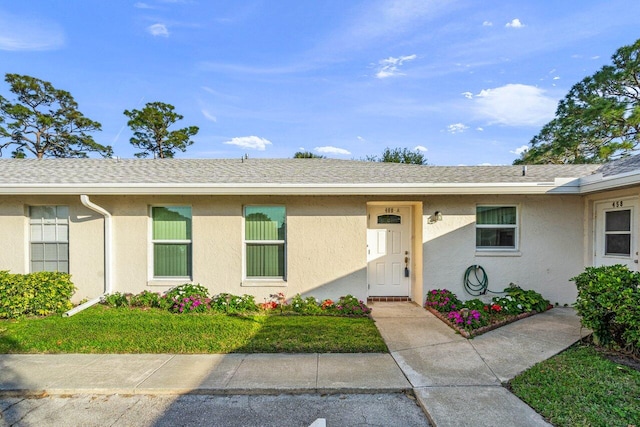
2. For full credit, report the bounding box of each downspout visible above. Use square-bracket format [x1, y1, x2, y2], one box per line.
[63, 195, 113, 317]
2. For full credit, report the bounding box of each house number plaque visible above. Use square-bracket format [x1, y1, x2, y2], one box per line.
[384, 207, 400, 213]
[611, 200, 624, 208]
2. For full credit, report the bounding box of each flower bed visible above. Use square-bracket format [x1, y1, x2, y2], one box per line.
[101, 284, 372, 317]
[424, 286, 551, 338]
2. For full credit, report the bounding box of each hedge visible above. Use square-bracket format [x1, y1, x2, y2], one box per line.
[572, 264, 640, 351]
[0, 271, 75, 319]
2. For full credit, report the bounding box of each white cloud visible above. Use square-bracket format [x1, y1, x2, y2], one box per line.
[414, 145, 428, 152]
[478, 162, 493, 166]
[357, 136, 365, 141]
[482, 21, 493, 27]
[510, 145, 529, 155]
[591, 55, 600, 60]
[476, 127, 484, 131]
[553, 76, 560, 80]
[315, 146, 351, 155]
[148, 23, 169, 37]
[461, 91, 473, 99]
[134, 2, 155, 9]
[474, 84, 557, 126]
[224, 136, 272, 151]
[0, 12, 64, 51]
[506, 18, 524, 28]
[375, 54, 417, 79]
[447, 123, 469, 134]
[201, 109, 217, 122]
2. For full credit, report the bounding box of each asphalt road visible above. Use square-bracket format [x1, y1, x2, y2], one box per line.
[0, 392, 430, 427]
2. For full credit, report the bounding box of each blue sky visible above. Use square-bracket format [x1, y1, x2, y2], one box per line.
[1, 1, 639, 165]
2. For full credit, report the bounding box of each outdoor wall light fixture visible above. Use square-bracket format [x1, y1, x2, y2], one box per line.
[429, 211, 443, 224]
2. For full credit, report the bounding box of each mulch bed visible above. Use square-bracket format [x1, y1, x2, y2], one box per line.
[424, 306, 551, 339]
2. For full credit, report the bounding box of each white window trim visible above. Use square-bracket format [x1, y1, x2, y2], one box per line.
[148, 205, 193, 281]
[29, 205, 70, 273]
[242, 205, 287, 283]
[475, 204, 519, 252]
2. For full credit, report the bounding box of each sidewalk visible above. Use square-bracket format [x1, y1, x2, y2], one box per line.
[0, 352, 410, 396]
[370, 303, 588, 427]
[0, 303, 588, 427]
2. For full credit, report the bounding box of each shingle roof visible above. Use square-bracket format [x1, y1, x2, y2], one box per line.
[597, 155, 640, 177]
[0, 158, 601, 185]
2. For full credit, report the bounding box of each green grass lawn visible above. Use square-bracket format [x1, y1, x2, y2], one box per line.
[509, 343, 640, 426]
[0, 305, 387, 354]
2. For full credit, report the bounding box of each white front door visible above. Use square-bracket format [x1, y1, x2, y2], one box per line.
[367, 206, 411, 296]
[594, 199, 638, 270]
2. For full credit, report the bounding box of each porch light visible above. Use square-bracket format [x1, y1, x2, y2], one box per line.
[429, 211, 443, 224]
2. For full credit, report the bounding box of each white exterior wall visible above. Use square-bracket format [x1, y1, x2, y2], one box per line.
[421, 195, 585, 305]
[0, 193, 593, 305]
[92, 195, 368, 303]
[0, 196, 105, 302]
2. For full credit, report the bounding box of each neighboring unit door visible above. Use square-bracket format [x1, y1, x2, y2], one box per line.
[367, 206, 411, 296]
[594, 199, 638, 270]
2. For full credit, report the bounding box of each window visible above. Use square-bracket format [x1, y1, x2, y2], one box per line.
[30, 206, 69, 273]
[476, 206, 518, 250]
[244, 206, 286, 278]
[152, 206, 192, 278]
[605, 209, 631, 256]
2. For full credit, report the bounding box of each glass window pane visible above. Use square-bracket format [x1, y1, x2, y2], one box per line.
[378, 214, 401, 224]
[246, 244, 285, 277]
[58, 224, 69, 242]
[58, 261, 69, 274]
[42, 206, 57, 220]
[44, 261, 58, 271]
[42, 224, 56, 241]
[31, 243, 44, 261]
[476, 228, 516, 248]
[56, 206, 69, 220]
[44, 243, 58, 260]
[31, 224, 43, 241]
[30, 206, 43, 220]
[606, 234, 631, 256]
[606, 210, 631, 232]
[31, 261, 44, 272]
[477, 206, 516, 225]
[245, 206, 286, 240]
[58, 243, 69, 261]
[154, 244, 191, 277]
[152, 207, 191, 240]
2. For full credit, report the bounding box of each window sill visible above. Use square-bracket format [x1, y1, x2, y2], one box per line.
[241, 279, 287, 287]
[475, 251, 522, 257]
[147, 278, 192, 287]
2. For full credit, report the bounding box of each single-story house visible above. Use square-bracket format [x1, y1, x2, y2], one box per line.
[1, 156, 639, 307]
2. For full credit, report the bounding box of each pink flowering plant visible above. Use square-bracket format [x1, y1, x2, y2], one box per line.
[424, 289, 461, 313]
[447, 308, 488, 331]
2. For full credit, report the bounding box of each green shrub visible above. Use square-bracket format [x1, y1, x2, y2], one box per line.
[502, 285, 550, 313]
[210, 293, 257, 313]
[0, 271, 75, 318]
[572, 265, 640, 350]
[130, 290, 163, 308]
[290, 294, 322, 314]
[102, 292, 131, 307]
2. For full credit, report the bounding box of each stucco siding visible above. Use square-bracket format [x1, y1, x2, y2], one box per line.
[421, 195, 585, 304]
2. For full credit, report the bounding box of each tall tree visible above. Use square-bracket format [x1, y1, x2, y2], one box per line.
[515, 38, 640, 164]
[124, 102, 199, 158]
[366, 147, 428, 165]
[0, 73, 111, 158]
[293, 151, 325, 158]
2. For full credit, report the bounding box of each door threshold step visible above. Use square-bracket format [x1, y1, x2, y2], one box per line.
[367, 297, 412, 302]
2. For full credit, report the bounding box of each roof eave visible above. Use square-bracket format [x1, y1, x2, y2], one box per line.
[0, 181, 583, 196]
[579, 171, 640, 194]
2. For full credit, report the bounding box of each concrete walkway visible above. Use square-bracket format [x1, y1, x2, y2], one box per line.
[0, 303, 588, 426]
[370, 302, 588, 427]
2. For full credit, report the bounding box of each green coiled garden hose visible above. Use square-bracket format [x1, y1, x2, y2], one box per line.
[463, 265, 489, 296]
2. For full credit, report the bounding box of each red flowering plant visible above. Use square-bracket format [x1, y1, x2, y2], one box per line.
[259, 292, 287, 312]
[424, 289, 461, 313]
